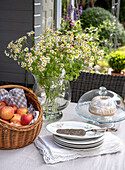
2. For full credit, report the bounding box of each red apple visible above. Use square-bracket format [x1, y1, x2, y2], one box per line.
[21, 113, 33, 125]
[0, 101, 7, 111]
[17, 107, 29, 115]
[10, 114, 21, 123]
[10, 121, 22, 126]
[0, 106, 14, 120]
[9, 104, 18, 113]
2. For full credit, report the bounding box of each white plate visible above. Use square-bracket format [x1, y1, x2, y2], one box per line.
[53, 135, 104, 149]
[54, 140, 103, 150]
[53, 134, 104, 145]
[46, 121, 104, 140]
[54, 140, 104, 149]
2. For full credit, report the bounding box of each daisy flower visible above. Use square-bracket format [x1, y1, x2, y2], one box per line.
[29, 67, 33, 71]
[24, 47, 29, 52]
[39, 67, 45, 72]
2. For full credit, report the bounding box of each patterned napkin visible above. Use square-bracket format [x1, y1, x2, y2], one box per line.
[0, 88, 27, 108]
[34, 132, 124, 164]
[0, 88, 39, 124]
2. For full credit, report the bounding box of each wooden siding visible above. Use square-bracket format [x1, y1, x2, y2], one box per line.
[34, 0, 42, 40]
[0, 0, 34, 85]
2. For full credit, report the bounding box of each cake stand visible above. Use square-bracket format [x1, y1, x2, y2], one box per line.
[75, 87, 125, 128]
[75, 102, 125, 128]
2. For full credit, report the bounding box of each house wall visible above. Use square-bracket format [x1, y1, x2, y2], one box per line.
[0, 0, 62, 85]
[0, 0, 34, 85]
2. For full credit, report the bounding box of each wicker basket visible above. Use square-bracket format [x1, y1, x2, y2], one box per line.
[0, 85, 43, 149]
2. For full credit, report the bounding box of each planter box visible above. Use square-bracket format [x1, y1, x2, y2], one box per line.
[111, 71, 125, 76]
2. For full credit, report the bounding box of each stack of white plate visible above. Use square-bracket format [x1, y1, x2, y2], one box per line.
[46, 121, 105, 150]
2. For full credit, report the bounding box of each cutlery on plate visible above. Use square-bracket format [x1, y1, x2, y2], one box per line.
[56, 127, 117, 136]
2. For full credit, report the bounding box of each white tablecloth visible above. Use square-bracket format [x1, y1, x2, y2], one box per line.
[0, 103, 125, 170]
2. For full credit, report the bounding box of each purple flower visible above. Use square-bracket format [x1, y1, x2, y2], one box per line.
[74, 8, 77, 20]
[79, 6, 83, 15]
[63, 15, 72, 23]
[70, 22, 76, 26]
[67, 16, 71, 21]
[67, 5, 72, 17]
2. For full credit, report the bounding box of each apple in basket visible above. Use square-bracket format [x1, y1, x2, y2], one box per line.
[0, 101, 7, 111]
[17, 107, 29, 115]
[9, 104, 18, 113]
[10, 121, 22, 126]
[21, 113, 34, 125]
[0, 106, 14, 120]
[10, 113, 21, 123]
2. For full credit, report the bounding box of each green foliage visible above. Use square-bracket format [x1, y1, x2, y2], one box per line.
[108, 52, 125, 73]
[84, 24, 109, 56]
[97, 46, 125, 74]
[96, 46, 125, 74]
[80, 7, 125, 46]
[81, 7, 113, 28]
[60, 17, 82, 35]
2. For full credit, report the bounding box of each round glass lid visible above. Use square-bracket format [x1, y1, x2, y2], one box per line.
[76, 87, 125, 123]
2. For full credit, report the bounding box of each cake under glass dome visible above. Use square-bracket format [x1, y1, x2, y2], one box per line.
[76, 87, 125, 125]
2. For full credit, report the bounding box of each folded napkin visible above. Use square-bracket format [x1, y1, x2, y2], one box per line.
[0, 88, 27, 108]
[34, 133, 123, 164]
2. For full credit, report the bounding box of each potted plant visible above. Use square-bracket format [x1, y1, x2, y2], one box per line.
[108, 52, 125, 75]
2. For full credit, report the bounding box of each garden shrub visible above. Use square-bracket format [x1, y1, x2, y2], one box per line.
[80, 7, 125, 46]
[108, 52, 125, 73]
[81, 7, 113, 28]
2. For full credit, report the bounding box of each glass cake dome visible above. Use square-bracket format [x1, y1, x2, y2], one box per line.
[76, 87, 125, 124]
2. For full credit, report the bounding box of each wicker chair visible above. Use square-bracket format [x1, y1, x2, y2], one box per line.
[70, 72, 125, 103]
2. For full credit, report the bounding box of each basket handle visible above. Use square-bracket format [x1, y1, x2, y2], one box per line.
[0, 85, 34, 95]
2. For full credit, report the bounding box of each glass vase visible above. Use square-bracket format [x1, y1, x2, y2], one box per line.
[33, 75, 71, 121]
